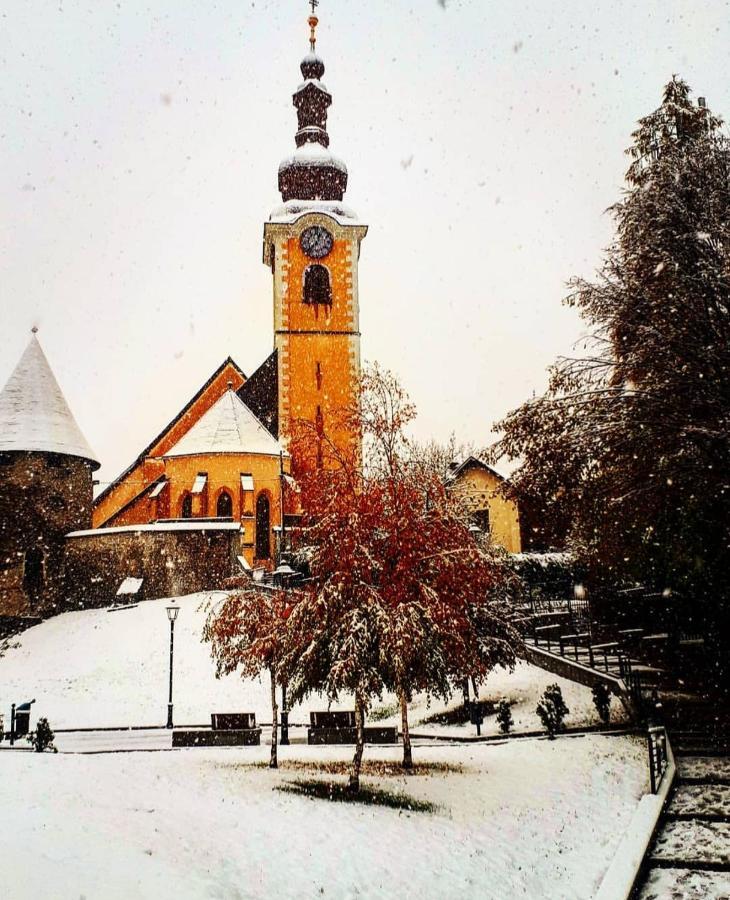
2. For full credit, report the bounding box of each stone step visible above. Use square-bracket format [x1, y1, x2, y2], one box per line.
[650, 819, 730, 866]
[636, 865, 730, 899]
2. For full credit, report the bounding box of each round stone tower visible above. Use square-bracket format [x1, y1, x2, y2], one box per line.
[0, 332, 99, 618]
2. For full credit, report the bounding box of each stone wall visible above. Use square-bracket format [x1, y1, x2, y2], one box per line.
[0, 451, 94, 617]
[64, 525, 244, 607]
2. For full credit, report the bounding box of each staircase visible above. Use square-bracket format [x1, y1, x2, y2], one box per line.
[515, 603, 675, 717]
[633, 712, 730, 898]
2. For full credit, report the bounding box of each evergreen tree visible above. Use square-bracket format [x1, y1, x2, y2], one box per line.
[494, 78, 730, 691]
[496, 698, 513, 734]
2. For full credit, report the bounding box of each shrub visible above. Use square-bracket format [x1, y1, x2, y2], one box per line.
[592, 682, 611, 725]
[496, 698, 513, 734]
[536, 698, 559, 739]
[543, 684, 569, 729]
[537, 684, 569, 738]
[28, 717, 57, 753]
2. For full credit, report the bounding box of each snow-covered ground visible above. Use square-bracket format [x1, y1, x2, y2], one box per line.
[651, 819, 730, 865]
[0, 736, 647, 900]
[668, 783, 730, 817]
[0, 592, 624, 734]
[0, 592, 650, 898]
[639, 867, 730, 900]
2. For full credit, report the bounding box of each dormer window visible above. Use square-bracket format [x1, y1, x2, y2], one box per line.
[303, 264, 331, 305]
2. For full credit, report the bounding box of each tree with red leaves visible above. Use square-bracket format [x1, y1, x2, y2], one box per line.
[284, 365, 520, 787]
[203, 588, 291, 768]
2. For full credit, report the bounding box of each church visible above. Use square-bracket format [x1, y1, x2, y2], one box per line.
[0, 6, 520, 618]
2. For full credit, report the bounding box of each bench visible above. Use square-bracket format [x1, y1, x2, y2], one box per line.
[618, 628, 644, 643]
[172, 712, 261, 748]
[558, 632, 590, 660]
[533, 623, 564, 651]
[591, 642, 622, 672]
[307, 710, 398, 745]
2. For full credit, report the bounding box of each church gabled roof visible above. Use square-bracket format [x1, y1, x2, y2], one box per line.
[237, 349, 279, 438]
[0, 333, 99, 468]
[164, 389, 283, 458]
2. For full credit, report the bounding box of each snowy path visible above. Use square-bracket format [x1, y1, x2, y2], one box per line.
[0, 735, 646, 900]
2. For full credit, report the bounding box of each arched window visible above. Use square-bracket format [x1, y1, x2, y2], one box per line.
[255, 493, 271, 559]
[181, 493, 193, 519]
[303, 265, 331, 305]
[216, 490, 233, 518]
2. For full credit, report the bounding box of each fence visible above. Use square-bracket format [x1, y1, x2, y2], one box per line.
[647, 725, 669, 794]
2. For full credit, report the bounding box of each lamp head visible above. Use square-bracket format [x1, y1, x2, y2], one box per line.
[166, 605, 180, 623]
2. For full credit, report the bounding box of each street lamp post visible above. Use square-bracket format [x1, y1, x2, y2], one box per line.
[166, 605, 179, 728]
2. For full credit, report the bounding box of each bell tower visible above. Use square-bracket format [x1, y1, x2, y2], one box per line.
[263, 2, 367, 471]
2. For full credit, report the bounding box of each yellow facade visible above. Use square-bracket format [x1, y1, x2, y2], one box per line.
[264, 212, 367, 469]
[448, 459, 522, 554]
[92, 362, 290, 569]
[93, 361, 245, 529]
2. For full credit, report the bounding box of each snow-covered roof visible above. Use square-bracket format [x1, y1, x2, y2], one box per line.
[268, 199, 360, 225]
[295, 78, 330, 95]
[164, 389, 283, 459]
[446, 456, 507, 484]
[67, 521, 243, 538]
[279, 141, 348, 175]
[0, 333, 99, 467]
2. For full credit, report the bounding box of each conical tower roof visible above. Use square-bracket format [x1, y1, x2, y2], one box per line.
[164, 390, 283, 458]
[0, 333, 99, 468]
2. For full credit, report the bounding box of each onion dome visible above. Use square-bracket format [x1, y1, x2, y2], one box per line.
[278, 6, 348, 202]
[300, 51, 325, 81]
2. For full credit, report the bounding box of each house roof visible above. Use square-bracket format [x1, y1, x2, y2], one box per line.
[446, 456, 507, 483]
[0, 334, 99, 468]
[164, 389, 283, 458]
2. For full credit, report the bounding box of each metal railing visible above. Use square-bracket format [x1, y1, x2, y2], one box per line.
[647, 725, 669, 794]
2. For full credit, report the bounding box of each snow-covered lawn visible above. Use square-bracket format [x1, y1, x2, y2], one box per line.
[0, 736, 647, 900]
[0, 592, 625, 734]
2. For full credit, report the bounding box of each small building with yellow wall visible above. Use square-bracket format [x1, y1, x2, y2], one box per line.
[446, 457, 522, 554]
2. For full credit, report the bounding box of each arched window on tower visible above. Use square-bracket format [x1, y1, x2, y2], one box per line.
[255, 493, 271, 560]
[180, 492, 193, 519]
[303, 265, 331, 305]
[216, 490, 233, 519]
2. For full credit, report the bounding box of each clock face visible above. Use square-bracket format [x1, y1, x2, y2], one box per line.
[300, 226, 334, 259]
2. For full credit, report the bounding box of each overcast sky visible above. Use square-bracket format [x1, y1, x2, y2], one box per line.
[2, 0, 729, 488]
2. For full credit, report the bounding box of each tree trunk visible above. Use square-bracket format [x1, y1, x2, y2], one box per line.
[269, 668, 278, 769]
[348, 691, 365, 792]
[399, 690, 413, 771]
[462, 678, 470, 709]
